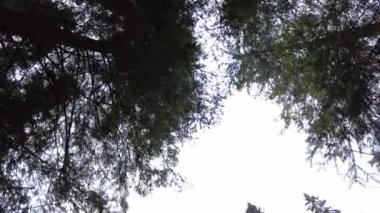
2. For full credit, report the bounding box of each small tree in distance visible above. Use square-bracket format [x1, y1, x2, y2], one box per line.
[245, 194, 341, 213]
[245, 203, 264, 213]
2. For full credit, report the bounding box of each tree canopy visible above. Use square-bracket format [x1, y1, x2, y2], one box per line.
[0, 0, 222, 211]
[3, 0, 380, 212]
[219, 0, 380, 182]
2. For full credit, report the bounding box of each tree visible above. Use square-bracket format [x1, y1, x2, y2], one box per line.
[304, 194, 341, 213]
[245, 194, 340, 213]
[219, 0, 380, 182]
[245, 202, 264, 213]
[0, 0, 222, 211]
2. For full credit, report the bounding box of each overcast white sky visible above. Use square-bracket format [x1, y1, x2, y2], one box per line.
[128, 91, 380, 213]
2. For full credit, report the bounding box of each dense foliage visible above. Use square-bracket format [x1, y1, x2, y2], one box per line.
[0, 0, 222, 211]
[3, 0, 380, 211]
[220, 0, 380, 182]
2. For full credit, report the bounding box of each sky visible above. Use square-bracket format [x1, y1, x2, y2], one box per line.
[127, 91, 380, 213]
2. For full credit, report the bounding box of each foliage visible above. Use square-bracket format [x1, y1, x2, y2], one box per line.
[245, 202, 264, 213]
[0, 0, 223, 211]
[220, 0, 380, 182]
[245, 194, 340, 213]
[4, 0, 380, 211]
[304, 193, 341, 213]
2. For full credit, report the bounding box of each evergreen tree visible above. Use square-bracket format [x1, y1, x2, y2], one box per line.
[245, 202, 264, 213]
[244, 194, 340, 213]
[220, 0, 380, 182]
[304, 194, 341, 213]
[0, 0, 222, 211]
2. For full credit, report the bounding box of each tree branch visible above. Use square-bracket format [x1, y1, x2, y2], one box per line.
[0, 6, 112, 53]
